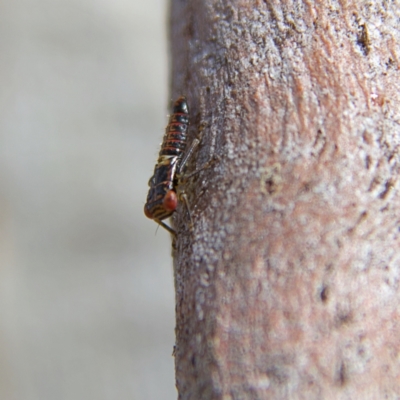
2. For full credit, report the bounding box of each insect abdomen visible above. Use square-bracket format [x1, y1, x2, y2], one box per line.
[159, 96, 189, 157]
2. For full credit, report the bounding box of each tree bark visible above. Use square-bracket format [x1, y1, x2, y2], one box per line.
[169, 1, 400, 399]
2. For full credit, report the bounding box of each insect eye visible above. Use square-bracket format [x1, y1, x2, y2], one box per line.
[163, 190, 178, 211]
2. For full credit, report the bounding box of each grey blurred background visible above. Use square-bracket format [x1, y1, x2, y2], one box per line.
[0, 0, 176, 399]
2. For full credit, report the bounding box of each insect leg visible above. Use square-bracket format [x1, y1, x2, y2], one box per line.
[154, 219, 176, 235]
[177, 138, 200, 175]
[179, 192, 194, 228]
[180, 155, 219, 181]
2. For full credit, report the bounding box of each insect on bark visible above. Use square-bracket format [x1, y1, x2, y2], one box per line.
[144, 96, 201, 234]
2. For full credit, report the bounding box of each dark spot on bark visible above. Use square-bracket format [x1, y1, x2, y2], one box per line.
[335, 310, 353, 327]
[337, 362, 347, 386]
[261, 164, 282, 195]
[185, 13, 194, 39]
[386, 57, 394, 69]
[264, 178, 276, 194]
[311, 129, 327, 158]
[348, 211, 368, 234]
[365, 155, 371, 169]
[320, 286, 329, 303]
[302, 182, 311, 192]
[359, 211, 367, 221]
[388, 152, 397, 164]
[379, 181, 393, 199]
[362, 130, 373, 144]
[357, 24, 370, 55]
[191, 354, 196, 367]
[265, 366, 288, 384]
[367, 177, 379, 193]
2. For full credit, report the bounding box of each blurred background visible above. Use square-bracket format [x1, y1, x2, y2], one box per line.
[0, 0, 176, 399]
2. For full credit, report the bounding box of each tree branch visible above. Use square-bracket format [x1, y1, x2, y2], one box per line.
[170, 1, 400, 398]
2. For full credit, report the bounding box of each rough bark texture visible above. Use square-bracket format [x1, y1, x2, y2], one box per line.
[169, 1, 400, 399]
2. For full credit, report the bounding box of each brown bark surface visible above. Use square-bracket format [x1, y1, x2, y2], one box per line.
[169, 1, 400, 399]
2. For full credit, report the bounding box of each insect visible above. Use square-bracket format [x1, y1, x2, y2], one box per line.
[144, 96, 201, 234]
